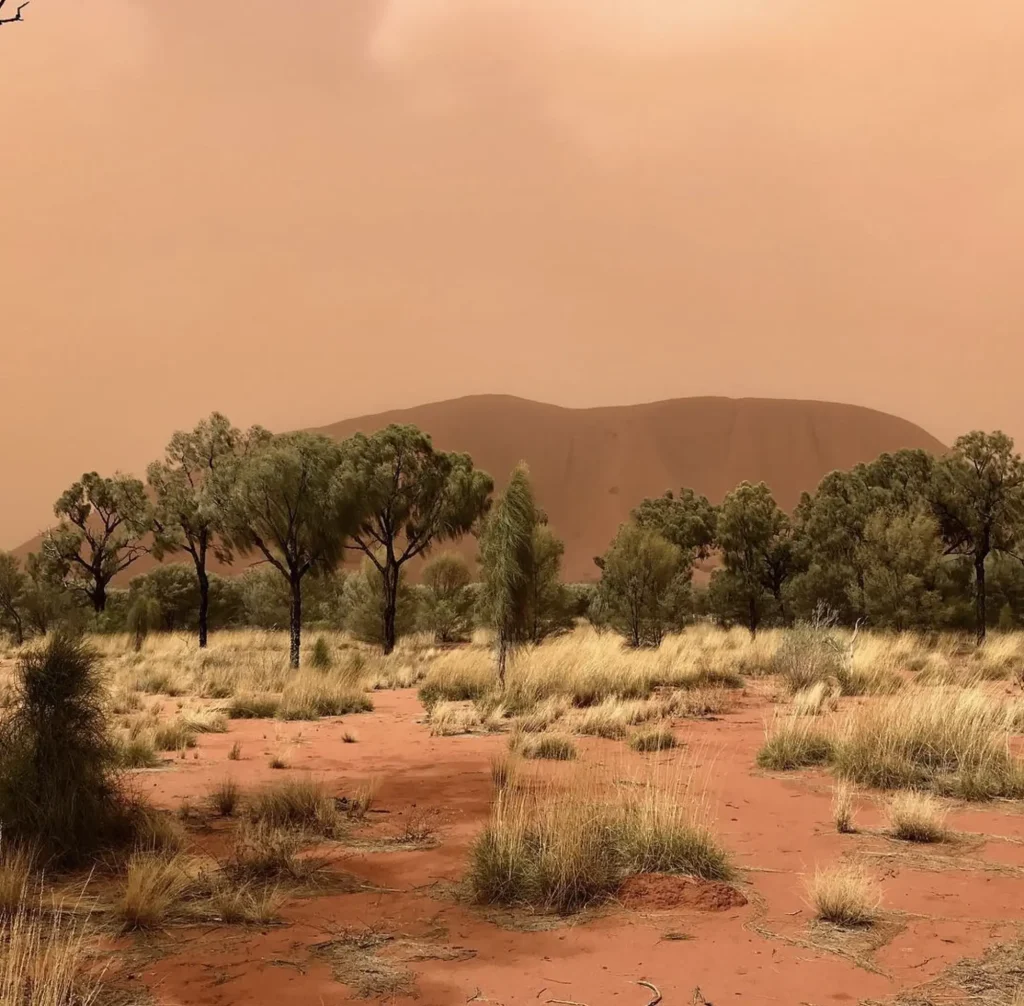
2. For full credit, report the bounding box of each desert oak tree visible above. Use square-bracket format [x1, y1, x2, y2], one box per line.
[343, 425, 492, 654]
[42, 472, 152, 613]
[221, 432, 361, 668]
[929, 431, 1024, 642]
[148, 413, 269, 648]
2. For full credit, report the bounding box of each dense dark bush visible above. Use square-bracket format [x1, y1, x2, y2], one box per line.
[0, 631, 133, 863]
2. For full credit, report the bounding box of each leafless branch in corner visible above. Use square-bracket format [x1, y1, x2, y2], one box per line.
[0, 0, 29, 24]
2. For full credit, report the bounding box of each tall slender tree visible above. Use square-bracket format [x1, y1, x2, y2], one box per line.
[220, 432, 361, 668]
[148, 413, 269, 648]
[343, 425, 492, 654]
[929, 431, 1024, 642]
[42, 472, 152, 613]
[478, 464, 538, 687]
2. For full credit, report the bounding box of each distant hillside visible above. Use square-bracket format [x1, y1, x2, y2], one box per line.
[313, 394, 947, 582]
[15, 395, 946, 583]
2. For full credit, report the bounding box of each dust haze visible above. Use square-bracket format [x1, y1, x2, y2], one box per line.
[2, 0, 1022, 546]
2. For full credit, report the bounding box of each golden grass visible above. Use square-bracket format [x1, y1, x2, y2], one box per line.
[831, 687, 1024, 799]
[427, 701, 483, 737]
[807, 862, 881, 927]
[513, 734, 578, 761]
[276, 671, 374, 721]
[0, 844, 33, 918]
[117, 851, 197, 929]
[757, 714, 834, 770]
[791, 681, 838, 717]
[832, 780, 856, 834]
[0, 897, 101, 1006]
[246, 778, 339, 835]
[228, 822, 314, 881]
[887, 791, 949, 843]
[467, 762, 730, 913]
[210, 882, 283, 925]
[629, 726, 679, 752]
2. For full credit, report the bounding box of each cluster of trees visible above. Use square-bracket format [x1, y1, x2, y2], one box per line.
[594, 431, 1024, 643]
[2, 416, 1022, 660]
[0, 415, 581, 665]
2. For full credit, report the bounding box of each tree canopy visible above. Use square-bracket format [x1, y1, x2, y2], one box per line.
[343, 425, 492, 654]
[42, 472, 152, 613]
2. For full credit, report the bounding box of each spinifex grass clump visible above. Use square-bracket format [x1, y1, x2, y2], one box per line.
[277, 672, 373, 721]
[831, 687, 1024, 799]
[808, 863, 881, 927]
[467, 766, 731, 913]
[0, 632, 134, 865]
[246, 778, 339, 836]
[310, 636, 333, 670]
[757, 714, 834, 770]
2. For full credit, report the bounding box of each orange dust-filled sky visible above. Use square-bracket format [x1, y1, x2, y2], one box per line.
[1, 0, 1022, 547]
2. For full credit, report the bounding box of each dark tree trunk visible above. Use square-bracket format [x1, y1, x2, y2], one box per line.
[9, 609, 23, 645]
[381, 563, 398, 656]
[748, 593, 759, 639]
[197, 566, 210, 649]
[497, 634, 508, 690]
[92, 578, 107, 613]
[289, 575, 302, 669]
[975, 552, 987, 644]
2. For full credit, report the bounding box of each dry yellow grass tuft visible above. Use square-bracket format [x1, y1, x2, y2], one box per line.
[117, 851, 198, 930]
[427, 701, 483, 737]
[0, 896, 101, 1006]
[887, 791, 949, 843]
[831, 687, 1024, 799]
[791, 681, 838, 717]
[468, 762, 731, 913]
[808, 862, 881, 927]
[832, 780, 856, 834]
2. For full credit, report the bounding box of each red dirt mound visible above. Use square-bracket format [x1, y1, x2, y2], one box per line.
[617, 874, 748, 912]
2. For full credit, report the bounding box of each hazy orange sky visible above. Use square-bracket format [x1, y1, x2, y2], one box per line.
[2, 0, 1022, 547]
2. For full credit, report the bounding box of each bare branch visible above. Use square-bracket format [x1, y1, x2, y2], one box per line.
[0, 0, 30, 25]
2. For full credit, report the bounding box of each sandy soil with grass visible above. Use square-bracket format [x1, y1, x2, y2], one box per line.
[4, 626, 1024, 1005]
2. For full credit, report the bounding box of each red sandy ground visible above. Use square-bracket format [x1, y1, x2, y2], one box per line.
[126, 689, 1024, 1006]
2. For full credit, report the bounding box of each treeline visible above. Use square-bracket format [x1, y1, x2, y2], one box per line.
[0, 415, 584, 665]
[1, 417, 1022, 657]
[597, 431, 1024, 644]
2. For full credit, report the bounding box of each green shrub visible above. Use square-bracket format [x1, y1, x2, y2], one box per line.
[0, 632, 132, 863]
